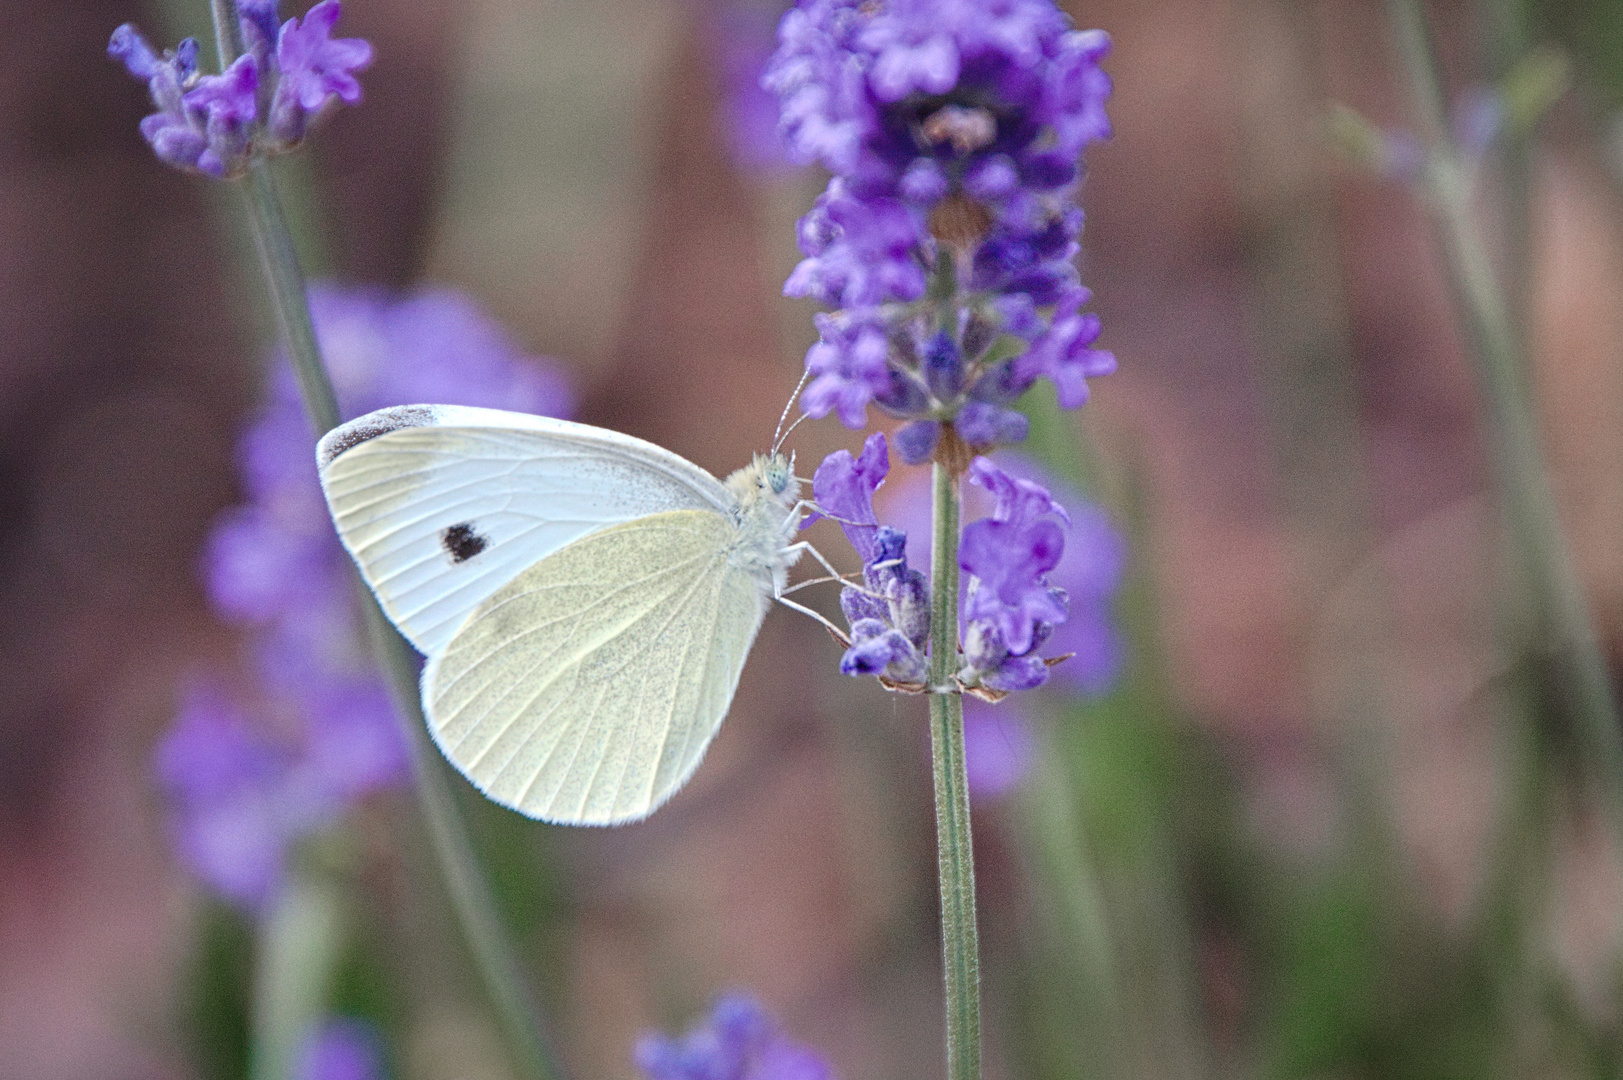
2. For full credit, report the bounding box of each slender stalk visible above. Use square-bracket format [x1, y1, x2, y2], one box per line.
[927, 458, 982, 1080]
[245, 163, 341, 432]
[235, 162, 563, 1080]
[1385, 0, 1623, 830]
[207, 9, 563, 1070]
[208, 0, 245, 71]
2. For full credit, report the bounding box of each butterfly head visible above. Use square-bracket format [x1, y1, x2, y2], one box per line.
[727, 452, 801, 521]
[759, 451, 794, 498]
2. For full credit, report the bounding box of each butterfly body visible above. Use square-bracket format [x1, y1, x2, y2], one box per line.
[317, 405, 803, 825]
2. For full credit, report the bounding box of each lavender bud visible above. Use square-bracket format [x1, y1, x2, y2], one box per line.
[982, 654, 1050, 692]
[841, 623, 926, 682]
[871, 369, 930, 416]
[840, 584, 888, 626]
[886, 571, 930, 649]
[894, 420, 940, 465]
[900, 158, 950, 203]
[962, 618, 1008, 674]
[961, 312, 997, 361]
[956, 401, 1029, 448]
[922, 331, 964, 399]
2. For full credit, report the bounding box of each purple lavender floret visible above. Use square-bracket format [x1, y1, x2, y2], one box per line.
[109, 1, 370, 178]
[812, 436, 931, 681]
[809, 430, 890, 560]
[765, 0, 1113, 438]
[269, 0, 374, 143]
[635, 993, 834, 1080]
[957, 456, 1071, 691]
[161, 283, 570, 910]
[183, 54, 261, 176]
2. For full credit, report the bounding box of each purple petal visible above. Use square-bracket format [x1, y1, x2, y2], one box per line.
[810, 432, 889, 562]
[294, 1019, 385, 1080]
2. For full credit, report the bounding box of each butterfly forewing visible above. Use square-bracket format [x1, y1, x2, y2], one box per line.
[318, 405, 732, 656]
[422, 510, 769, 825]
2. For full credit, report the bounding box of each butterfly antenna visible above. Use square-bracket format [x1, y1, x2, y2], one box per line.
[771, 368, 814, 454]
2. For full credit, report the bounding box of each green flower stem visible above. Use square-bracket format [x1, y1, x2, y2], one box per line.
[208, 3, 564, 1064]
[1385, 0, 1623, 828]
[928, 458, 982, 1080]
[245, 163, 341, 432]
[250, 870, 344, 1080]
[235, 162, 563, 1080]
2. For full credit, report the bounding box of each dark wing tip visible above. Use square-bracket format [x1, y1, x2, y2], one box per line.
[317, 405, 440, 470]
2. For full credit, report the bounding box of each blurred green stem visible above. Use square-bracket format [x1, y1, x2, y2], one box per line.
[1385, 0, 1623, 830]
[250, 871, 344, 1080]
[207, 11, 563, 1079]
[929, 458, 982, 1080]
[239, 163, 563, 1080]
[1017, 738, 1121, 1078]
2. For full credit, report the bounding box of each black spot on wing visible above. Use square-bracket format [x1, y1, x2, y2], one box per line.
[442, 522, 488, 563]
[317, 405, 438, 468]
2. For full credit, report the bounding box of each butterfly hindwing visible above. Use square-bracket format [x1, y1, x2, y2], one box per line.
[317, 405, 733, 657]
[422, 510, 769, 825]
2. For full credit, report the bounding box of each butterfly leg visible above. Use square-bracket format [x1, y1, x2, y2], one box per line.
[778, 539, 854, 589]
[779, 539, 892, 602]
[771, 540, 858, 641]
[774, 593, 853, 644]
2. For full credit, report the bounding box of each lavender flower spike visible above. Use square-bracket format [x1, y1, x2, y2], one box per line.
[109, 1, 372, 177]
[635, 994, 834, 1080]
[765, 0, 1114, 440]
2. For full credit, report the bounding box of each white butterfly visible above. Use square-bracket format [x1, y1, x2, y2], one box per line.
[317, 404, 821, 826]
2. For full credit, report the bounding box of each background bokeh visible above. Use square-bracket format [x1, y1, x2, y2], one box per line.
[8, 0, 1623, 1077]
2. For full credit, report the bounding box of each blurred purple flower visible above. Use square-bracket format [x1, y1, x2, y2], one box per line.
[962, 705, 1034, 800]
[765, 0, 1113, 436]
[109, 1, 371, 177]
[702, 0, 798, 174]
[156, 683, 324, 909]
[294, 1018, 385, 1080]
[161, 282, 570, 910]
[635, 994, 834, 1080]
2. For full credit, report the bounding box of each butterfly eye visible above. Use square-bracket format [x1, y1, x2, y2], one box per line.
[765, 456, 792, 494]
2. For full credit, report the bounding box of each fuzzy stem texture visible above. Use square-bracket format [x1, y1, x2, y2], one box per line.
[928, 459, 982, 1080]
[215, 11, 562, 1065]
[1386, 0, 1623, 833]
